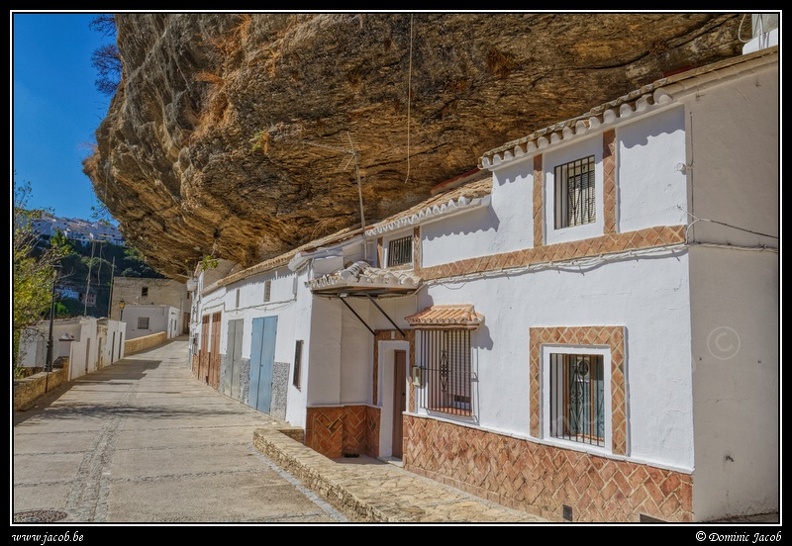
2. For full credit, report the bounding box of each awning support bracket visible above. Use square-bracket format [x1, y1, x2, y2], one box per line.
[339, 296, 376, 336]
[365, 294, 406, 338]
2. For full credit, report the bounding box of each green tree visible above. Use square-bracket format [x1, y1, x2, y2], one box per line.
[13, 180, 68, 374]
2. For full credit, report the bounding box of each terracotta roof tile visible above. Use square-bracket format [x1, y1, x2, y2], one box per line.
[404, 304, 484, 330]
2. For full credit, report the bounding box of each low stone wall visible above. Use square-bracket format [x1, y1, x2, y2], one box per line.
[125, 332, 168, 355]
[13, 364, 70, 411]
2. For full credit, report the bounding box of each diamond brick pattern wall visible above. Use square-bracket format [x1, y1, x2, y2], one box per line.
[529, 326, 627, 455]
[365, 406, 381, 458]
[404, 415, 692, 522]
[533, 154, 544, 247]
[602, 129, 617, 234]
[305, 405, 381, 459]
[416, 225, 685, 281]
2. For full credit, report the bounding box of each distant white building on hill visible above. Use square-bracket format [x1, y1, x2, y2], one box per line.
[29, 212, 124, 246]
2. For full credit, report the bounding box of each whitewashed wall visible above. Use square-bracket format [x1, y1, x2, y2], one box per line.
[618, 106, 689, 232]
[683, 59, 778, 520]
[284, 267, 314, 427]
[122, 305, 174, 340]
[68, 317, 99, 380]
[306, 296, 343, 405]
[421, 169, 526, 268]
[339, 297, 374, 403]
[689, 248, 778, 520]
[415, 251, 694, 471]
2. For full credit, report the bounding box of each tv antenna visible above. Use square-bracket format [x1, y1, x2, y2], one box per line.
[302, 132, 368, 261]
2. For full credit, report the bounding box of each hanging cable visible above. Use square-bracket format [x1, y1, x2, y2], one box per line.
[404, 14, 414, 184]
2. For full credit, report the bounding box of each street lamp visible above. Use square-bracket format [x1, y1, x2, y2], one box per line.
[119, 299, 126, 322]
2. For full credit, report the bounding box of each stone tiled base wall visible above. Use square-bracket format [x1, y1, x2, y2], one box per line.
[270, 361, 290, 421]
[191, 354, 199, 378]
[124, 332, 167, 355]
[13, 364, 70, 411]
[404, 415, 693, 522]
[306, 405, 381, 459]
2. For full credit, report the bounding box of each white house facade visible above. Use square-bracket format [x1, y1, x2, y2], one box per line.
[188, 46, 777, 522]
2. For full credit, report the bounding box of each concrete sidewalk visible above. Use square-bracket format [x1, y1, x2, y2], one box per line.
[13, 336, 542, 524]
[254, 428, 544, 523]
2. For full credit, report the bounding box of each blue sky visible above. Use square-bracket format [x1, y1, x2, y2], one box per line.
[12, 11, 115, 222]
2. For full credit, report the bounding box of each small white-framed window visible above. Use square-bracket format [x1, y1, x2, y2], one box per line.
[386, 235, 413, 267]
[137, 317, 150, 330]
[542, 345, 611, 451]
[555, 155, 596, 229]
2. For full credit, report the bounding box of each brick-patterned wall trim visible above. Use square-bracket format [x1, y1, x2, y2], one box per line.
[529, 326, 627, 455]
[602, 129, 617, 234]
[532, 154, 544, 247]
[305, 405, 380, 459]
[404, 415, 692, 522]
[417, 225, 685, 281]
[365, 406, 381, 458]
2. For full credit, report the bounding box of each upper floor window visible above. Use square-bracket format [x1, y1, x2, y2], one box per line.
[264, 280, 272, 303]
[141, 286, 149, 297]
[387, 235, 413, 267]
[554, 155, 595, 229]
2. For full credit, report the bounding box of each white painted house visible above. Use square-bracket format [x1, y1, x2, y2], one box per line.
[189, 45, 778, 522]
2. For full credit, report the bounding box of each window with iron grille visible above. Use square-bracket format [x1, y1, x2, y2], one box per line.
[554, 155, 596, 229]
[387, 235, 413, 267]
[549, 353, 604, 447]
[417, 329, 472, 417]
[137, 316, 150, 330]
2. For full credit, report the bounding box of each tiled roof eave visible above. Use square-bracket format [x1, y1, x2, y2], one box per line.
[307, 260, 422, 292]
[480, 47, 778, 171]
[404, 304, 484, 330]
[366, 194, 491, 237]
[480, 89, 666, 170]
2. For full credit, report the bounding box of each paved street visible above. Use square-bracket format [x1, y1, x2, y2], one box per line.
[12, 338, 348, 524]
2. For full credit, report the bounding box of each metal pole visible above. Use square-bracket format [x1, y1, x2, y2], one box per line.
[44, 269, 58, 394]
[107, 256, 115, 318]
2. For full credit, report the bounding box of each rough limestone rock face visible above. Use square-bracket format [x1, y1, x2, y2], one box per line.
[85, 13, 745, 280]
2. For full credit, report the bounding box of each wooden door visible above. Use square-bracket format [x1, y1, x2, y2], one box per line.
[392, 350, 407, 458]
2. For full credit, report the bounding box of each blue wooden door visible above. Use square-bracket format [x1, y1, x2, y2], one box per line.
[249, 316, 277, 413]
